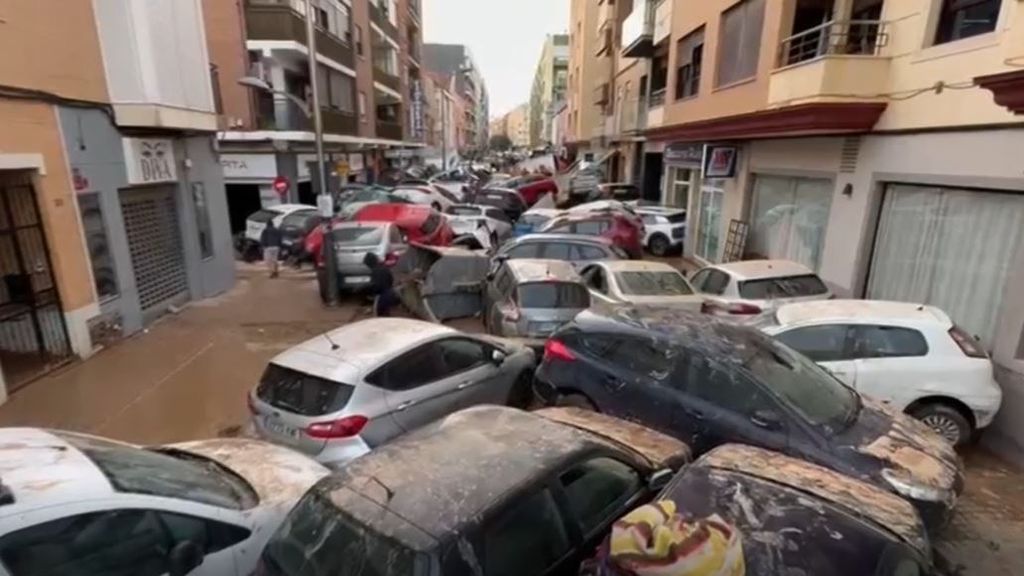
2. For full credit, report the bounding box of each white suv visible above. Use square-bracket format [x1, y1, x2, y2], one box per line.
[760, 300, 1003, 446]
[635, 206, 687, 256]
[0, 428, 328, 576]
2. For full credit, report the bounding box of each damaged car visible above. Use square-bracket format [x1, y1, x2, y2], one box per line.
[603, 444, 935, 576]
[580, 260, 704, 310]
[535, 306, 964, 532]
[256, 405, 691, 576]
[0, 428, 328, 576]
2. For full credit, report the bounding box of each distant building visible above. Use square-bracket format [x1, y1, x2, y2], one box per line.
[505, 104, 531, 148]
[529, 34, 570, 147]
[423, 44, 490, 153]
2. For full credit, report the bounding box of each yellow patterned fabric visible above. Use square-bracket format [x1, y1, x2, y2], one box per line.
[607, 501, 745, 576]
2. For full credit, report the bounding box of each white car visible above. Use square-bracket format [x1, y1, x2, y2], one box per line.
[760, 300, 1003, 446]
[244, 203, 316, 245]
[445, 204, 514, 243]
[391, 185, 456, 212]
[0, 428, 328, 576]
[635, 206, 687, 256]
[580, 260, 704, 310]
[690, 259, 832, 316]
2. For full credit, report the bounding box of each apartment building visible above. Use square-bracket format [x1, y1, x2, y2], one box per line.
[613, 0, 1024, 463]
[423, 44, 490, 153]
[207, 0, 426, 232]
[422, 71, 459, 168]
[0, 0, 234, 400]
[506, 103, 532, 148]
[567, 0, 606, 159]
[529, 34, 571, 147]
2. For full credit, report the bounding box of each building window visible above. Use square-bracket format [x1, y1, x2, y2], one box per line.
[935, 0, 1001, 44]
[191, 183, 214, 260]
[355, 25, 364, 56]
[696, 186, 724, 262]
[716, 0, 766, 87]
[77, 193, 119, 300]
[669, 168, 693, 208]
[749, 175, 833, 271]
[359, 91, 367, 121]
[317, 65, 355, 113]
[675, 27, 704, 100]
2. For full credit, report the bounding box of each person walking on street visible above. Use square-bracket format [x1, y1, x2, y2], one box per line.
[363, 253, 397, 317]
[261, 220, 282, 279]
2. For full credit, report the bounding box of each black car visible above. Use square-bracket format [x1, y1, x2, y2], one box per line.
[257, 406, 690, 576]
[471, 187, 528, 221]
[278, 209, 322, 263]
[535, 306, 964, 532]
[614, 444, 935, 576]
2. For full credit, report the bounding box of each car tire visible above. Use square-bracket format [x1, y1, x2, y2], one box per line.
[556, 393, 597, 411]
[648, 234, 671, 257]
[507, 371, 535, 409]
[910, 403, 972, 447]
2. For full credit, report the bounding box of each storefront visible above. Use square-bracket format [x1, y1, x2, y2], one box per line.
[661, 143, 702, 209]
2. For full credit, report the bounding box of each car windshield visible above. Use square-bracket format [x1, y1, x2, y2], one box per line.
[333, 227, 384, 247]
[740, 337, 859, 432]
[616, 271, 694, 296]
[281, 211, 319, 229]
[517, 282, 590, 309]
[349, 190, 383, 203]
[739, 274, 829, 299]
[55, 432, 255, 509]
[259, 491, 424, 576]
[257, 364, 356, 416]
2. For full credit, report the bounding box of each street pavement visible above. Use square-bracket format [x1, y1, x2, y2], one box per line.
[0, 262, 1022, 574]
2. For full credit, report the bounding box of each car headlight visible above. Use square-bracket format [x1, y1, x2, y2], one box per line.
[881, 468, 953, 503]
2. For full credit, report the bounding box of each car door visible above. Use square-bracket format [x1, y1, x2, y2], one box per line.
[434, 337, 511, 406]
[848, 325, 931, 408]
[372, 340, 477, 433]
[773, 324, 858, 386]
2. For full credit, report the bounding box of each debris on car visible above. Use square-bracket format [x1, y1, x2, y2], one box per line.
[394, 244, 491, 322]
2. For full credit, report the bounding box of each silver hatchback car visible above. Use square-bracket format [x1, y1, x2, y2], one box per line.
[483, 259, 592, 347]
[249, 318, 536, 468]
[330, 221, 408, 290]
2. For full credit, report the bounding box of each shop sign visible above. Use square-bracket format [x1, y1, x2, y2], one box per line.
[220, 154, 277, 180]
[702, 145, 739, 179]
[123, 138, 177, 185]
[664, 143, 704, 168]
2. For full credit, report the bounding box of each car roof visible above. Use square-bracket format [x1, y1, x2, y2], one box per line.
[594, 260, 683, 274]
[709, 259, 814, 280]
[272, 318, 455, 381]
[317, 406, 629, 542]
[775, 299, 952, 327]
[513, 233, 614, 246]
[698, 444, 928, 554]
[354, 203, 431, 223]
[536, 408, 690, 469]
[505, 258, 581, 282]
[0, 428, 115, 512]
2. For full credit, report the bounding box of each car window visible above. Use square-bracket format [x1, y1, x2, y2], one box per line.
[641, 214, 659, 226]
[257, 363, 356, 416]
[333, 226, 385, 247]
[547, 222, 573, 234]
[579, 334, 674, 380]
[575, 220, 610, 236]
[517, 282, 590, 309]
[851, 325, 929, 359]
[690, 269, 711, 291]
[560, 458, 641, 537]
[775, 325, 853, 362]
[739, 274, 829, 299]
[615, 271, 694, 296]
[540, 242, 572, 260]
[437, 338, 490, 374]
[702, 270, 730, 295]
[371, 342, 449, 390]
[483, 488, 571, 576]
[486, 208, 512, 223]
[583, 267, 607, 293]
[249, 209, 277, 224]
[159, 512, 250, 556]
[0, 510, 172, 576]
[574, 244, 609, 261]
[676, 354, 774, 417]
[506, 243, 542, 259]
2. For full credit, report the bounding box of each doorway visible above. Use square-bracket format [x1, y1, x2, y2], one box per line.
[641, 152, 664, 202]
[0, 172, 73, 391]
[225, 184, 262, 235]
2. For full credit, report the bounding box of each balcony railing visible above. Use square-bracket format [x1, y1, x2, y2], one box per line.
[373, 65, 402, 93]
[245, 0, 354, 69]
[257, 99, 357, 135]
[649, 88, 666, 108]
[778, 20, 889, 68]
[369, 1, 399, 40]
[617, 96, 647, 134]
[377, 120, 404, 140]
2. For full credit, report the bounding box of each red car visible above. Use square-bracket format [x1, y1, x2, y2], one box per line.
[540, 213, 644, 259]
[502, 174, 559, 206]
[305, 204, 454, 267]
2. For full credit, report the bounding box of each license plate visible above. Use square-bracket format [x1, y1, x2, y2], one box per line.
[345, 276, 371, 284]
[265, 418, 300, 439]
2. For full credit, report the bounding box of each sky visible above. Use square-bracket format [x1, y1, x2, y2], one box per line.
[423, 0, 569, 119]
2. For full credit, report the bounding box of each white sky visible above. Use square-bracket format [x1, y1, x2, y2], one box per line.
[423, 0, 569, 118]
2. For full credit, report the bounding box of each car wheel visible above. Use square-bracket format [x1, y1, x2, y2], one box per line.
[911, 404, 972, 446]
[556, 393, 597, 411]
[648, 234, 671, 257]
[507, 371, 535, 409]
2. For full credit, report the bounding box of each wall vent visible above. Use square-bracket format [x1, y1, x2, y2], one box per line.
[839, 136, 861, 174]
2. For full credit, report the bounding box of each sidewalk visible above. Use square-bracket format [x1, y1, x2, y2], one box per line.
[0, 264, 360, 444]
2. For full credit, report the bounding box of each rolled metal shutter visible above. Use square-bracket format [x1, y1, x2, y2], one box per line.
[120, 186, 189, 320]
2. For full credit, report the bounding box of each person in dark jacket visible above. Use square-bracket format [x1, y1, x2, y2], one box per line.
[260, 220, 283, 278]
[363, 252, 397, 317]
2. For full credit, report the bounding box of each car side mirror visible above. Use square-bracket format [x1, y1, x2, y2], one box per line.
[647, 468, 674, 492]
[491, 349, 507, 365]
[751, 409, 784, 431]
[168, 541, 203, 576]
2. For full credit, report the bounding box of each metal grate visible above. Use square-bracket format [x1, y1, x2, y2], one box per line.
[120, 187, 189, 315]
[839, 137, 861, 174]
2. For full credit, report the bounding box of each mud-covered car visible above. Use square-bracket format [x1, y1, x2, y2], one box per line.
[536, 306, 964, 533]
[603, 444, 935, 576]
[256, 406, 690, 576]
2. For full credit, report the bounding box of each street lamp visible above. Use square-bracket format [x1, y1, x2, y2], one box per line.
[238, 0, 338, 306]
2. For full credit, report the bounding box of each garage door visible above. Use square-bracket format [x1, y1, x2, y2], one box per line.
[867, 184, 1024, 345]
[120, 186, 189, 321]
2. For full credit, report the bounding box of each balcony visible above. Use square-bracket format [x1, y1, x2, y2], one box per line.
[257, 99, 358, 135]
[374, 67, 402, 93]
[376, 120, 404, 141]
[621, 0, 655, 58]
[769, 20, 891, 107]
[653, 0, 672, 45]
[647, 89, 666, 128]
[369, 1, 399, 41]
[245, 0, 354, 69]
[617, 96, 647, 135]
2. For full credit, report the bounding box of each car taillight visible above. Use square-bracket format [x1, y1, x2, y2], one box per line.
[949, 326, 987, 358]
[544, 339, 576, 362]
[701, 301, 762, 316]
[305, 415, 369, 439]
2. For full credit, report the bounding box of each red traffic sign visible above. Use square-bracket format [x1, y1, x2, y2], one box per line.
[272, 176, 290, 197]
